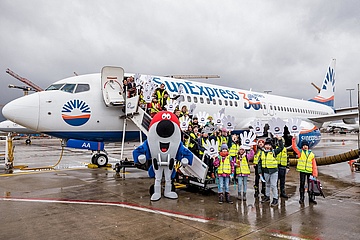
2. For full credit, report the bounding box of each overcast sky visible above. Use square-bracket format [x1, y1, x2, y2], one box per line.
[1, 0, 359, 121]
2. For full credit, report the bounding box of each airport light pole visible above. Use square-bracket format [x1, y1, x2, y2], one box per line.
[346, 88, 355, 107]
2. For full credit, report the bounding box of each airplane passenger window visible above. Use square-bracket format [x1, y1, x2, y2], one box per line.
[187, 96, 191, 102]
[234, 101, 238, 107]
[263, 105, 266, 109]
[229, 101, 233, 106]
[270, 105, 273, 110]
[45, 83, 65, 91]
[281, 106, 283, 111]
[206, 98, 210, 104]
[213, 99, 216, 105]
[61, 84, 76, 93]
[218, 99, 222, 105]
[75, 84, 90, 93]
[194, 97, 198, 103]
[224, 100, 228, 106]
[200, 97, 204, 103]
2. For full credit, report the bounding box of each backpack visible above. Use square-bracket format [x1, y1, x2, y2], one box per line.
[309, 179, 325, 198]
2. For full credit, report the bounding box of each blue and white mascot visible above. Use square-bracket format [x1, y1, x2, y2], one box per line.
[133, 111, 193, 201]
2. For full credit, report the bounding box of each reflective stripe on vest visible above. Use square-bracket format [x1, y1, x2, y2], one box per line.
[235, 156, 250, 175]
[276, 147, 288, 166]
[261, 151, 278, 169]
[218, 156, 231, 174]
[296, 150, 314, 174]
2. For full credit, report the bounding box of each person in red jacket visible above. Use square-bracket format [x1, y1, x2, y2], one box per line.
[292, 137, 318, 205]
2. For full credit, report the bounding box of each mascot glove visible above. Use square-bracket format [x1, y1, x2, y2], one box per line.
[165, 99, 178, 113]
[181, 158, 189, 167]
[203, 139, 219, 158]
[268, 117, 286, 137]
[188, 103, 197, 115]
[196, 111, 209, 126]
[138, 154, 147, 164]
[240, 129, 257, 150]
[213, 112, 224, 127]
[286, 118, 303, 136]
[250, 118, 264, 136]
[222, 115, 235, 131]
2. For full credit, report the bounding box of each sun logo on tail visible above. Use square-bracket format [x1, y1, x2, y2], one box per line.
[322, 66, 335, 93]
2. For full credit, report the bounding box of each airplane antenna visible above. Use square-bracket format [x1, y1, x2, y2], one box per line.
[164, 75, 220, 79]
[311, 82, 321, 93]
[6, 68, 43, 92]
[74, 72, 78, 76]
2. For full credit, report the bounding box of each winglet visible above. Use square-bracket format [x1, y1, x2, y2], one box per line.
[308, 59, 336, 108]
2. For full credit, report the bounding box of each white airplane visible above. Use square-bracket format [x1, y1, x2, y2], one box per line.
[2, 59, 357, 167]
[0, 120, 38, 143]
[327, 120, 359, 132]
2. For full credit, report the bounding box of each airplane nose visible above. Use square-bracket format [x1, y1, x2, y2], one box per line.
[2, 93, 40, 131]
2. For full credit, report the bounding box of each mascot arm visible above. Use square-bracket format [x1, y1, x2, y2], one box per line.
[132, 140, 151, 164]
[176, 142, 194, 166]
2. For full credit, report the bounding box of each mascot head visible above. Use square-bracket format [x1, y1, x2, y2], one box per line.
[148, 111, 181, 159]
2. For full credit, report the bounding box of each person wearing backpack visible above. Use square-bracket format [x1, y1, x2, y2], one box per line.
[292, 137, 318, 205]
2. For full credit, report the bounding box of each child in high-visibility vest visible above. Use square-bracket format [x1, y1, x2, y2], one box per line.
[213, 144, 234, 204]
[234, 146, 254, 201]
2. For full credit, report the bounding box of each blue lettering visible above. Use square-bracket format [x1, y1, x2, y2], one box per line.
[213, 88, 220, 98]
[197, 85, 207, 96]
[219, 89, 228, 99]
[205, 87, 215, 101]
[176, 82, 189, 94]
[232, 91, 240, 100]
[165, 81, 178, 93]
[226, 90, 234, 99]
[185, 81, 199, 95]
[152, 77, 162, 85]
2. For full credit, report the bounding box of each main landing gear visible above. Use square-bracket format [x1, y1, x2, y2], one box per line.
[91, 151, 109, 167]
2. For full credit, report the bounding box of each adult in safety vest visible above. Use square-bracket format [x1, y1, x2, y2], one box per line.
[234, 146, 254, 201]
[258, 137, 284, 207]
[292, 137, 318, 205]
[253, 139, 265, 198]
[276, 138, 290, 199]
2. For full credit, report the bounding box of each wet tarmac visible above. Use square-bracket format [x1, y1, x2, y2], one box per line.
[0, 134, 359, 240]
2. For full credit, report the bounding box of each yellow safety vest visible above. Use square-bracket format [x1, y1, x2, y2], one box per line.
[199, 138, 207, 155]
[150, 102, 160, 113]
[276, 147, 288, 167]
[261, 151, 278, 169]
[217, 136, 228, 151]
[235, 156, 250, 175]
[229, 143, 240, 157]
[217, 156, 231, 174]
[253, 149, 262, 165]
[296, 150, 314, 174]
[186, 132, 196, 148]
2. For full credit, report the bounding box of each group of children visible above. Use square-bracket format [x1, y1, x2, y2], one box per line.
[126, 79, 319, 206]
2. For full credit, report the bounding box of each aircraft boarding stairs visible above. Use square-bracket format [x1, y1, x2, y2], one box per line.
[126, 104, 211, 186]
[101, 66, 212, 189]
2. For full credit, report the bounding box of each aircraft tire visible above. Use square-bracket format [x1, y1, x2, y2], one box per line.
[94, 154, 108, 167]
[25, 139, 31, 145]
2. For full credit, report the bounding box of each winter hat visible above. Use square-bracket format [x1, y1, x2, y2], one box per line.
[221, 144, 228, 151]
[301, 140, 309, 147]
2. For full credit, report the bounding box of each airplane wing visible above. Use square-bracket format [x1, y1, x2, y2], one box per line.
[309, 111, 358, 123]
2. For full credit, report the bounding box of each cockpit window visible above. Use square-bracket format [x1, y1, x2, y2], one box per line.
[45, 84, 65, 91]
[61, 84, 76, 93]
[75, 84, 90, 93]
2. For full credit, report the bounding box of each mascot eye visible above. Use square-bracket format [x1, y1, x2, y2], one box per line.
[165, 113, 171, 119]
[162, 114, 167, 119]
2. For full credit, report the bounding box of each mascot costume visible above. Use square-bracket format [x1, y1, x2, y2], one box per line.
[133, 111, 193, 201]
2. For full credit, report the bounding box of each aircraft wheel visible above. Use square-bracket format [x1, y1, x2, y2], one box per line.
[93, 154, 108, 167]
[149, 184, 154, 196]
[25, 139, 31, 145]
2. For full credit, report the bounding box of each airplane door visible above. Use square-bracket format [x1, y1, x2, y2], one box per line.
[262, 102, 268, 116]
[268, 103, 274, 116]
[101, 66, 125, 107]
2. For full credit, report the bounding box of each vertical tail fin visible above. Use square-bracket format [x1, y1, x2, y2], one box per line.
[309, 59, 336, 108]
